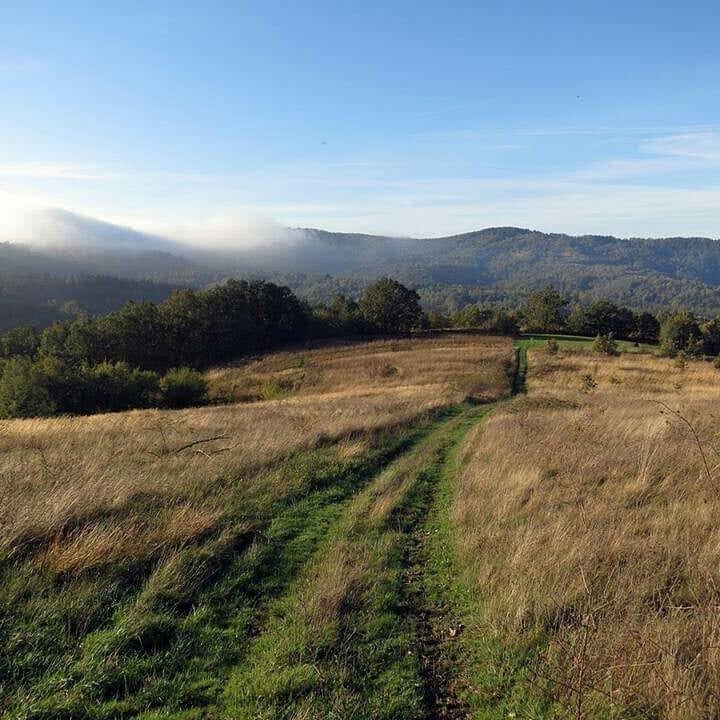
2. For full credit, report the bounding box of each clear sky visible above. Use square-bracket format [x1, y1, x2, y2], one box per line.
[1, 0, 719, 239]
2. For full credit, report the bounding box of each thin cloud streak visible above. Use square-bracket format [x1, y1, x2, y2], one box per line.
[1, 127, 720, 241]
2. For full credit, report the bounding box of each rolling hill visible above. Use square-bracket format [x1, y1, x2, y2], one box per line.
[4, 210, 720, 314]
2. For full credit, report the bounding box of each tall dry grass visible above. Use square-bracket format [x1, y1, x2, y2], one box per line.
[0, 335, 513, 572]
[454, 348, 720, 718]
[206, 334, 512, 403]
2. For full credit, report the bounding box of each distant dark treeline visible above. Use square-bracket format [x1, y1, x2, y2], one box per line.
[0, 274, 179, 333]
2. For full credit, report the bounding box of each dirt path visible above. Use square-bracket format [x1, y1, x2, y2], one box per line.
[401, 343, 525, 718]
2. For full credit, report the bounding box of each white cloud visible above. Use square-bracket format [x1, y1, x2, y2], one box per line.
[640, 132, 720, 162]
[0, 163, 113, 180]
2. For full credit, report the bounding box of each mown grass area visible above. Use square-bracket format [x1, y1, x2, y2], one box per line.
[518, 333, 657, 353]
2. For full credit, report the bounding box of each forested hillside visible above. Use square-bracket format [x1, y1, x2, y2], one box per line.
[0, 275, 180, 332]
[5, 223, 720, 316]
[261, 227, 720, 314]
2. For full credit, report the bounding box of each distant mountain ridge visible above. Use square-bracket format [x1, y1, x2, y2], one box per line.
[3, 211, 720, 314]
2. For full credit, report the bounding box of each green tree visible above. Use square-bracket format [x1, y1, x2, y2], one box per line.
[487, 308, 519, 335]
[451, 304, 489, 328]
[630, 311, 660, 343]
[659, 311, 702, 357]
[522, 285, 569, 333]
[584, 301, 634, 338]
[592, 332, 619, 356]
[427, 311, 450, 329]
[0, 358, 56, 418]
[701, 317, 720, 356]
[358, 278, 424, 334]
[317, 294, 365, 333]
[0, 325, 40, 359]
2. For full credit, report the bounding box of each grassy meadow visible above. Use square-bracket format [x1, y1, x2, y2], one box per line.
[205, 335, 512, 404]
[0, 335, 513, 719]
[3, 332, 719, 719]
[446, 347, 720, 719]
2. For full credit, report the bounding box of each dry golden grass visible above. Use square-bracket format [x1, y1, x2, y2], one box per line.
[206, 334, 512, 404]
[0, 335, 513, 571]
[454, 348, 720, 718]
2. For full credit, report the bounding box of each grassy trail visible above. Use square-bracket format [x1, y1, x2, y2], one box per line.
[221, 406, 492, 719]
[3, 418, 454, 720]
[511, 344, 528, 394]
[218, 350, 523, 718]
[2, 348, 518, 719]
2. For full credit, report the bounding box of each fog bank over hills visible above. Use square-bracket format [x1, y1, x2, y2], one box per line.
[3, 206, 720, 314]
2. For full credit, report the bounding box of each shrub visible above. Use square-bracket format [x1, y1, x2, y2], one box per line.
[592, 332, 619, 356]
[260, 377, 293, 400]
[580, 373, 597, 392]
[0, 357, 56, 418]
[546, 338, 560, 354]
[159, 367, 208, 408]
[82, 362, 160, 412]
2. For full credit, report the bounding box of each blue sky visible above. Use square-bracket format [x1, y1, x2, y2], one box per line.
[0, 0, 719, 240]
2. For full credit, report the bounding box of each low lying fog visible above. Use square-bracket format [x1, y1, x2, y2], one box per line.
[0, 199, 307, 253]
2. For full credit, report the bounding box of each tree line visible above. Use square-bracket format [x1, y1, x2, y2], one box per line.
[0, 278, 717, 419]
[0, 278, 423, 418]
[489, 284, 720, 357]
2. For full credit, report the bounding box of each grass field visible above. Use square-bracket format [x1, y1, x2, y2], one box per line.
[0, 335, 514, 719]
[206, 335, 512, 404]
[3, 334, 718, 719]
[445, 346, 720, 719]
[518, 333, 657, 353]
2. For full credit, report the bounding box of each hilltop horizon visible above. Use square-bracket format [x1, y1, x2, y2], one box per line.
[4, 205, 720, 251]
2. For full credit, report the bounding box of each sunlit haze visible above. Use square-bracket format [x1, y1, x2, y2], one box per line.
[1, 1, 719, 240]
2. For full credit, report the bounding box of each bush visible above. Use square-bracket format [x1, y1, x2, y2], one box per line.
[0, 358, 56, 418]
[82, 362, 160, 413]
[546, 338, 560, 354]
[159, 367, 208, 408]
[592, 332, 619, 356]
[260, 377, 293, 400]
[659, 311, 701, 357]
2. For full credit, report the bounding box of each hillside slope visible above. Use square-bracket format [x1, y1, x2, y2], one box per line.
[5, 213, 720, 312]
[270, 227, 720, 313]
